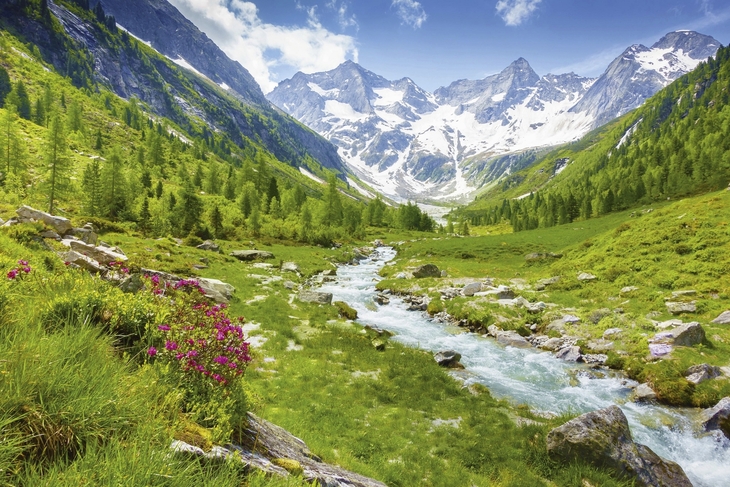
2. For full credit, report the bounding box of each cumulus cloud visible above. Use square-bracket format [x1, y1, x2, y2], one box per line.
[495, 0, 542, 26]
[167, 0, 358, 93]
[392, 0, 428, 29]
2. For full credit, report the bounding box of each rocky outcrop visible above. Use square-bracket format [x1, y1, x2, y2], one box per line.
[461, 282, 482, 296]
[197, 278, 235, 303]
[547, 406, 692, 487]
[684, 364, 721, 385]
[196, 240, 220, 252]
[650, 322, 705, 347]
[230, 250, 275, 261]
[67, 240, 128, 265]
[711, 311, 730, 324]
[16, 205, 72, 234]
[413, 264, 440, 278]
[634, 383, 657, 402]
[577, 272, 597, 281]
[171, 413, 387, 487]
[665, 301, 697, 314]
[701, 397, 730, 439]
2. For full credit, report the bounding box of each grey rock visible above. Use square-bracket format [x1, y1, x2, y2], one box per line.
[413, 264, 440, 278]
[434, 350, 463, 368]
[587, 339, 614, 352]
[685, 364, 721, 385]
[63, 250, 105, 274]
[119, 274, 145, 293]
[283, 281, 297, 290]
[40, 230, 61, 239]
[648, 343, 673, 357]
[603, 328, 623, 339]
[711, 310, 730, 324]
[525, 301, 546, 313]
[563, 314, 581, 323]
[701, 397, 730, 439]
[525, 252, 562, 262]
[69, 240, 127, 265]
[373, 294, 390, 305]
[650, 322, 705, 347]
[671, 290, 697, 299]
[196, 240, 220, 252]
[555, 346, 582, 362]
[536, 276, 561, 289]
[486, 325, 502, 337]
[281, 262, 301, 274]
[665, 301, 697, 314]
[299, 290, 333, 305]
[589, 308, 612, 324]
[230, 250, 275, 261]
[620, 286, 639, 294]
[16, 205, 72, 234]
[322, 269, 337, 277]
[577, 272, 597, 281]
[546, 319, 567, 333]
[461, 282, 482, 296]
[539, 337, 565, 351]
[394, 272, 408, 279]
[546, 405, 692, 487]
[634, 383, 657, 402]
[495, 330, 531, 349]
[197, 277, 235, 303]
[582, 354, 608, 365]
[656, 319, 683, 329]
[70, 225, 98, 245]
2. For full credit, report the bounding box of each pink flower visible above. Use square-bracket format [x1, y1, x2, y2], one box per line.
[17, 260, 28, 266]
[158, 324, 171, 331]
[147, 347, 157, 356]
[22, 266, 31, 273]
[165, 340, 178, 351]
[7, 269, 18, 280]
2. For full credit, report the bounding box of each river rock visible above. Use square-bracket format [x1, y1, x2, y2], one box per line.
[634, 383, 657, 402]
[495, 330, 531, 349]
[486, 325, 501, 337]
[555, 346, 582, 362]
[701, 397, 730, 439]
[577, 272, 597, 281]
[434, 350, 463, 368]
[298, 290, 333, 305]
[197, 278, 235, 303]
[665, 301, 697, 314]
[582, 354, 608, 365]
[685, 364, 721, 385]
[16, 205, 72, 235]
[462, 282, 482, 296]
[413, 264, 440, 278]
[711, 311, 730, 324]
[546, 405, 691, 487]
[538, 337, 565, 351]
[230, 250, 275, 261]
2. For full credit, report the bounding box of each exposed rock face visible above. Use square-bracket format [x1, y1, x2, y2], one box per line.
[555, 346, 582, 362]
[651, 322, 705, 347]
[434, 350, 463, 368]
[68, 240, 128, 265]
[299, 290, 333, 305]
[701, 397, 730, 439]
[547, 406, 692, 487]
[16, 205, 72, 234]
[413, 264, 440, 278]
[172, 413, 387, 487]
[230, 250, 275, 261]
[685, 364, 721, 385]
[64, 250, 105, 273]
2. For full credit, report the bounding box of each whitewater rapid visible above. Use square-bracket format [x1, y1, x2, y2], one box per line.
[318, 247, 730, 487]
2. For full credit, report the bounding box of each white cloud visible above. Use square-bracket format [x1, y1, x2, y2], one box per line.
[327, 0, 359, 30]
[495, 0, 542, 26]
[167, 0, 358, 93]
[391, 0, 427, 29]
[550, 45, 625, 77]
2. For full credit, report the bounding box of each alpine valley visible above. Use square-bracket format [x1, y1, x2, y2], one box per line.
[268, 31, 720, 201]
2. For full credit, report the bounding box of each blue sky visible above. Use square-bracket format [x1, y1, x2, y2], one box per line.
[167, 0, 730, 93]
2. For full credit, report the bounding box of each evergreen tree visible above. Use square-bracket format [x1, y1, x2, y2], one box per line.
[10, 81, 31, 120]
[155, 180, 163, 199]
[82, 158, 103, 216]
[44, 111, 70, 215]
[247, 206, 261, 236]
[66, 99, 83, 133]
[193, 162, 204, 189]
[324, 174, 343, 226]
[0, 106, 26, 181]
[138, 197, 151, 235]
[94, 129, 103, 150]
[209, 204, 223, 238]
[33, 96, 45, 126]
[223, 167, 237, 200]
[176, 183, 203, 236]
[0, 66, 12, 108]
[102, 146, 128, 220]
[205, 162, 221, 194]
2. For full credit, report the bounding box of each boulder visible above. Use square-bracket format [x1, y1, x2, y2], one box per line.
[16, 205, 72, 234]
[620, 286, 639, 294]
[525, 301, 546, 313]
[577, 272, 597, 281]
[671, 322, 706, 346]
[648, 344, 673, 357]
[587, 339, 614, 352]
[582, 354, 608, 365]
[63, 250, 105, 273]
[525, 252, 562, 262]
[711, 311, 730, 324]
[40, 230, 61, 240]
[69, 240, 127, 265]
[555, 346, 582, 362]
[665, 301, 697, 314]
[70, 223, 98, 245]
[495, 331, 531, 349]
[603, 328, 623, 339]
[298, 290, 333, 305]
[701, 397, 730, 439]
[671, 290, 696, 299]
[461, 282, 482, 296]
[434, 350, 463, 368]
[535, 276, 560, 291]
[538, 337, 565, 351]
[413, 264, 440, 278]
[197, 278, 235, 303]
[634, 383, 657, 402]
[281, 262, 300, 274]
[196, 240, 220, 252]
[230, 250, 275, 261]
[684, 364, 721, 385]
[486, 325, 502, 337]
[546, 406, 692, 487]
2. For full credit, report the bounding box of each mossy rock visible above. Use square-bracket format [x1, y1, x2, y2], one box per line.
[174, 420, 213, 452]
[334, 301, 357, 320]
[272, 458, 304, 476]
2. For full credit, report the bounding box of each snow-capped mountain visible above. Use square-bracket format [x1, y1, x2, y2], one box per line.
[268, 31, 720, 201]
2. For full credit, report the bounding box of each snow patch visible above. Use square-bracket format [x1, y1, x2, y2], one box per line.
[299, 167, 325, 184]
[219, 82, 231, 91]
[117, 24, 152, 47]
[491, 93, 506, 103]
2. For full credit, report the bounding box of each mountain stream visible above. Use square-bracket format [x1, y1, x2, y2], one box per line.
[317, 247, 730, 487]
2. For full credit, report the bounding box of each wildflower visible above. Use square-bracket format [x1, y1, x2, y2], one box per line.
[7, 269, 18, 280]
[213, 355, 228, 364]
[147, 346, 158, 356]
[22, 266, 31, 273]
[165, 340, 178, 351]
[17, 260, 28, 266]
[158, 324, 171, 331]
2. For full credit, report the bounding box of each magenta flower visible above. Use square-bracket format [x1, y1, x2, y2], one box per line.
[158, 324, 171, 331]
[7, 269, 18, 280]
[18, 260, 28, 266]
[147, 346, 158, 356]
[165, 340, 178, 351]
[213, 355, 229, 364]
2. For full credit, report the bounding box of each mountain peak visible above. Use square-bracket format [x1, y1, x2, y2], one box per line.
[652, 31, 721, 59]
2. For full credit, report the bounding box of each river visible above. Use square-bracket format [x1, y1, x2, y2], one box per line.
[318, 247, 730, 487]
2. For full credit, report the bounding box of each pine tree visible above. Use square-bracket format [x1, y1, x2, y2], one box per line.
[0, 66, 12, 108]
[33, 96, 45, 126]
[205, 162, 221, 194]
[155, 180, 163, 199]
[44, 111, 70, 215]
[11, 81, 31, 120]
[94, 129, 103, 150]
[0, 106, 25, 179]
[102, 146, 128, 220]
[66, 99, 83, 133]
[82, 158, 103, 216]
[138, 197, 151, 235]
[209, 204, 223, 238]
[324, 174, 343, 226]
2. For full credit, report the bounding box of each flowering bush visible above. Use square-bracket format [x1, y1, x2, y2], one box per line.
[7, 259, 31, 280]
[144, 275, 252, 440]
